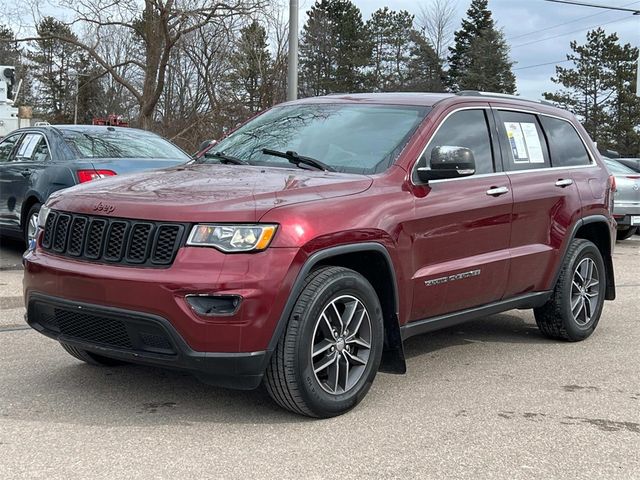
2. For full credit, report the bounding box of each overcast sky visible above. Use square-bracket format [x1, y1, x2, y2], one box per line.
[298, 0, 640, 99]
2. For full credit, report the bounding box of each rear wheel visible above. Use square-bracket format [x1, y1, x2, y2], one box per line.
[60, 342, 128, 366]
[265, 266, 383, 418]
[534, 239, 606, 341]
[616, 227, 637, 241]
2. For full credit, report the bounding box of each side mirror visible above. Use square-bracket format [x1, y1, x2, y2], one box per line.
[417, 146, 476, 182]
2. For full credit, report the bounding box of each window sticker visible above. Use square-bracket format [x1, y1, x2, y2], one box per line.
[504, 122, 529, 162]
[520, 123, 544, 163]
[504, 122, 544, 164]
[16, 134, 40, 159]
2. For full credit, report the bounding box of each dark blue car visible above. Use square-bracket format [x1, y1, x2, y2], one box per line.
[0, 125, 190, 246]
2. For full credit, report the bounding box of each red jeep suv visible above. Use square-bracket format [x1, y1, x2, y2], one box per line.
[23, 92, 616, 417]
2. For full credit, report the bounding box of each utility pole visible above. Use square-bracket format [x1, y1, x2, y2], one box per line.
[287, 0, 299, 101]
[544, 0, 640, 96]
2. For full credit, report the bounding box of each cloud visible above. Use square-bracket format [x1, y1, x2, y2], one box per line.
[309, 0, 639, 99]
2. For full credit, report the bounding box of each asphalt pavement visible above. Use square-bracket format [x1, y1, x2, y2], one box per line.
[0, 238, 638, 479]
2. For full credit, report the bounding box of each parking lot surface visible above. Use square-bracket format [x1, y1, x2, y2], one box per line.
[0, 238, 638, 479]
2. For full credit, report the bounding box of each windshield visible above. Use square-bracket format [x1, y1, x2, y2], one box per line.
[63, 129, 189, 160]
[203, 103, 430, 174]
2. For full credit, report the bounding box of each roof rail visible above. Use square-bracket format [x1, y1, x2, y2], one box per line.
[456, 90, 554, 106]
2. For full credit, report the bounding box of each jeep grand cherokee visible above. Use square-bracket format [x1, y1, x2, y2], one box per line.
[23, 92, 616, 417]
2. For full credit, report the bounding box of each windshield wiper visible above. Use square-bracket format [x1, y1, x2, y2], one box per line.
[262, 148, 335, 172]
[208, 151, 248, 165]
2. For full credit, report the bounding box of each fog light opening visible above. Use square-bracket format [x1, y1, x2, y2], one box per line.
[185, 295, 242, 316]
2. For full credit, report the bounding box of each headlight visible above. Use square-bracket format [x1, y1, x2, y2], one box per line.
[186, 224, 277, 252]
[37, 204, 51, 229]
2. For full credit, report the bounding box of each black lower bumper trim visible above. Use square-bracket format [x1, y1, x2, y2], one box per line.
[26, 293, 268, 390]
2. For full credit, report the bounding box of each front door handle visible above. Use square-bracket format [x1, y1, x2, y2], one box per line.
[21, 169, 33, 177]
[555, 178, 573, 187]
[486, 186, 509, 196]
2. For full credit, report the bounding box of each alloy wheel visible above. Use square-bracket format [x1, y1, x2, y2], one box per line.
[310, 295, 372, 395]
[571, 257, 600, 325]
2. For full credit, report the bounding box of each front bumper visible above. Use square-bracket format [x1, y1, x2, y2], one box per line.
[27, 293, 268, 389]
[24, 244, 302, 354]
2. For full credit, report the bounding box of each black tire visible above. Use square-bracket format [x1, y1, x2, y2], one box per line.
[534, 239, 606, 342]
[60, 342, 128, 366]
[264, 266, 384, 418]
[24, 203, 41, 248]
[616, 227, 637, 241]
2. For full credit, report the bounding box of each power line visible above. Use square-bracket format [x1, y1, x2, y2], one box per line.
[544, 0, 640, 14]
[513, 59, 572, 71]
[508, 1, 639, 41]
[511, 15, 634, 48]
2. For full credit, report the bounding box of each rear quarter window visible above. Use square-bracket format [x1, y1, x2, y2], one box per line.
[539, 116, 592, 167]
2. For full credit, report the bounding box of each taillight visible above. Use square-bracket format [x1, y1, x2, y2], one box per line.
[77, 169, 117, 183]
[607, 175, 616, 213]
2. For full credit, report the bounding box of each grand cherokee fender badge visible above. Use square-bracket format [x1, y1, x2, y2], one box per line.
[93, 202, 116, 214]
[425, 269, 481, 286]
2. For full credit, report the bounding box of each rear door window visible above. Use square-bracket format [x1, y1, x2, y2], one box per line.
[496, 111, 550, 171]
[539, 116, 592, 167]
[14, 133, 49, 162]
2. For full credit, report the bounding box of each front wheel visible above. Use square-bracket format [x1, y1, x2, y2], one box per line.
[265, 266, 383, 418]
[534, 239, 606, 341]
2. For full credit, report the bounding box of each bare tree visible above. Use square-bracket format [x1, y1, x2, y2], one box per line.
[417, 0, 458, 63]
[263, 0, 289, 105]
[12, 0, 265, 129]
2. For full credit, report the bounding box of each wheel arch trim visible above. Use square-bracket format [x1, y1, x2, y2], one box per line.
[560, 214, 616, 300]
[20, 192, 45, 230]
[266, 242, 406, 373]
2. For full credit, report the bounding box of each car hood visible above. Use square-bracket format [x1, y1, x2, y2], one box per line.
[47, 163, 373, 222]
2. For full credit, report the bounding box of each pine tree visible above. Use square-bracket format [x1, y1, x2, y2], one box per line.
[544, 28, 639, 155]
[603, 42, 639, 156]
[404, 29, 445, 92]
[28, 17, 84, 122]
[447, 0, 515, 93]
[462, 27, 515, 93]
[366, 7, 414, 91]
[229, 20, 273, 113]
[299, 0, 369, 96]
[0, 25, 20, 66]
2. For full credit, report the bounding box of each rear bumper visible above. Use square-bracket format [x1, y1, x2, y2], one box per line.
[613, 213, 640, 228]
[26, 293, 269, 389]
[613, 202, 640, 225]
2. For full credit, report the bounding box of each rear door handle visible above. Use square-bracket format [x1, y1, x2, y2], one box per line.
[555, 178, 573, 187]
[21, 169, 33, 177]
[486, 186, 509, 196]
